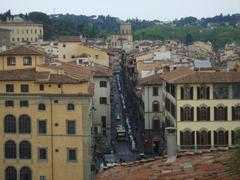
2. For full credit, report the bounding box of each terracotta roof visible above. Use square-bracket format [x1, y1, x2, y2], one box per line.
[0, 69, 49, 81]
[138, 74, 163, 86]
[96, 149, 240, 180]
[58, 36, 82, 42]
[0, 46, 45, 56]
[48, 74, 80, 84]
[160, 68, 240, 84]
[91, 65, 112, 77]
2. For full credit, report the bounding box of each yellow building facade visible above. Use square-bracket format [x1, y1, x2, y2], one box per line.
[58, 36, 110, 67]
[0, 46, 94, 180]
[0, 22, 43, 43]
[161, 68, 240, 150]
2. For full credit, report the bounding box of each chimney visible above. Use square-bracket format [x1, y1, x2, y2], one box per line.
[165, 127, 177, 163]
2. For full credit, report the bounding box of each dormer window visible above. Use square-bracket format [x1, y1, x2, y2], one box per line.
[7, 57, 16, 66]
[23, 56, 32, 66]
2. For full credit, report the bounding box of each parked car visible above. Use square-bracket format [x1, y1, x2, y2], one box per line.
[136, 153, 145, 160]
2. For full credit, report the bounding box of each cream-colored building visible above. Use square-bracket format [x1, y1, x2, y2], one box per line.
[161, 68, 240, 150]
[0, 21, 43, 43]
[0, 46, 94, 180]
[58, 36, 110, 67]
[107, 22, 133, 50]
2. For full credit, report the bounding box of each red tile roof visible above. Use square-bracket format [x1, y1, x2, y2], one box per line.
[160, 68, 240, 84]
[58, 36, 82, 42]
[0, 46, 45, 56]
[138, 74, 163, 86]
[96, 149, 240, 180]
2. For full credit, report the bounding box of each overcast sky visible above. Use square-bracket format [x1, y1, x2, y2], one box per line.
[1, 0, 240, 21]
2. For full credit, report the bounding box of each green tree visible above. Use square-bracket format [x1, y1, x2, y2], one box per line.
[231, 130, 240, 172]
[185, 33, 193, 45]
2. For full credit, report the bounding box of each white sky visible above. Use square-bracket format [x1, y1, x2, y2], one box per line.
[1, 0, 240, 21]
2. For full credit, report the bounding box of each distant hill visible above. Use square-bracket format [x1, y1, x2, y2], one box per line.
[1, 10, 240, 48]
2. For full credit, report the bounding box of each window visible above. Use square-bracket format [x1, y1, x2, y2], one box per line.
[231, 130, 240, 145]
[23, 56, 32, 65]
[100, 81, 107, 88]
[197, 86, 210, 99]
[20, 100, 29, 107]
[54, 100, 58, 104]
[40, 176, 46, 180]
[213, 84, 229, 99]
[95, 55, 99, 60]
[7, 57, 16, 66]
[20, 167, 32, 180]
[180, 131, 195, 149]
[38, 103, 46, 111]
[197, 106, 210, 121]
[100, 97, 107, 104]
[181, 86, 193, 99]
[38, 120, 47, 134]
[63, 55, 66, 59]
[67, 103, 75, 111]
[6, 84, 14, 92]
[5, 167, 17, 180]
[20, 141, 31, 159]
[101, 116, 106, 128]
[21, 84, 29, 93]
[214, 130, 228, 147]
[5, 141, 17, 159]
[68, 148, 77, 161]
[152, 101, 160, 112]
[232, 84, 240, 99]
[197, 130, 211, 149]
[4, 115, 16, 133]
[19, 115, 31, 134]
[67, 120, 76, 135]
[38, 148, 47, 160]
[63, 44, 66, 47]
[39, 84, 44, 91]
[152, 87, 158, 96]
[5, 100, 14, 107]
[214, 106, 227, 121]
[58, 84, 61, 88]
[181, 106, 194, 121]
[232, 106, 240, 121]
[152, 118, 160, 129]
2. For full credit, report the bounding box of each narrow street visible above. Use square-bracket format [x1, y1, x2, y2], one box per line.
[111, 59, 143, 162]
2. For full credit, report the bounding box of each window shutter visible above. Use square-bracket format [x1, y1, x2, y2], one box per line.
[214, 131, 217, 146]
[224, 107, 228, 121]
[197, 107, 200, 121]
[181, 107, 184, 121]
[190, 87, 193, 99]
[197, 131, 200, 148]
[225, 131, 228, 146]
[206, 87, 210, 99]
[208, 131, 211, 147]
[207, 107, 210, 121]
[232, 106, 235, 121]
[231, 130, 235, 145]
[191, 131, 195, 147]
[191, 107, 194, 121]
[181, 87, 184, 99]
[180, 131, 183, 146]
[214, 107, 217, 121]
[197, 87, 200, 99]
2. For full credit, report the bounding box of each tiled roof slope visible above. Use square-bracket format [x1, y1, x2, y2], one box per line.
[96, 149, 240, 180]
[160, 68, 240, 84]
[0, 46, 45, 56]
[138, 74, 163, 86]
[58, 36, 82, 42]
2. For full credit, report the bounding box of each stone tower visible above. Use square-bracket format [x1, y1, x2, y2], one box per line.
[120, 22, 132, 35]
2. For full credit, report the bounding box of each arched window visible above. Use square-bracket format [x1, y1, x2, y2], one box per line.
[181, 106, 193, 121]
[4, 115, 16, 133]
[232, 106, 240, 121]
[38, 103, 46, 111]
[19, 141, 31, 159]
[197, 130, 211, 149]
[180, 130, 194, 149]
[19, 115, 31, 133]
[67, 103, 75, 111]
[214, 106, 227, 121]
[152, 101, 159, 112]
[5, 166, 17, 180]
[197, 106, 210, 121]
[214, 129, 228, 147]
[5, 141, 16, 159]
[20, 167, 32, 180]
